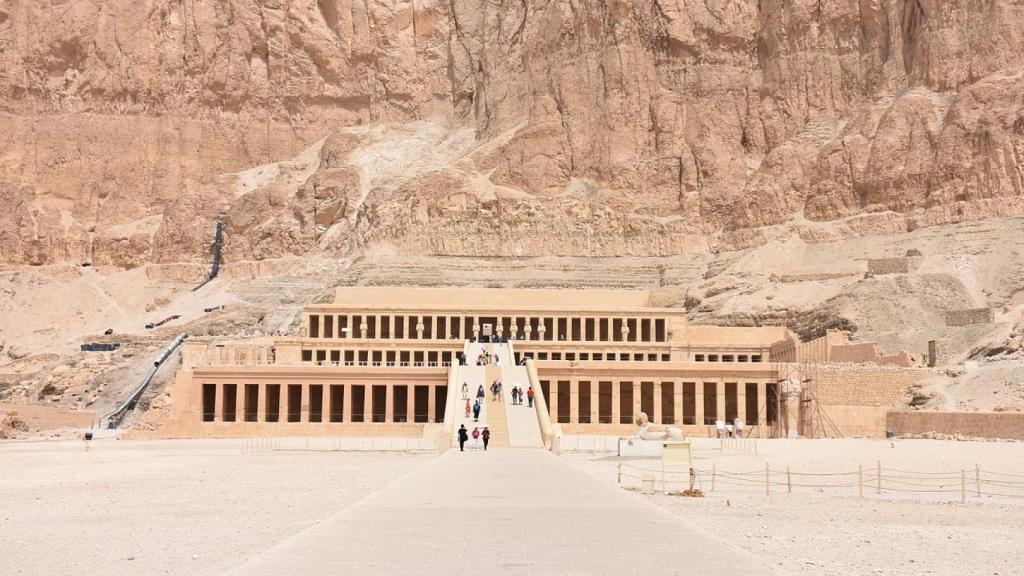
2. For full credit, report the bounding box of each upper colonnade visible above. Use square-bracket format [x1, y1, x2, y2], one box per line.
[301, 287, 683, 344]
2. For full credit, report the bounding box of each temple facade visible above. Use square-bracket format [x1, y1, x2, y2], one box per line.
[147, 287, 804, 442]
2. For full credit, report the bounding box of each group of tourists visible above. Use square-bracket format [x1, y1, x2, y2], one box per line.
[475, 348, 500, 366]
[511, 385, 534, 407]
[456, 424, 490, 451]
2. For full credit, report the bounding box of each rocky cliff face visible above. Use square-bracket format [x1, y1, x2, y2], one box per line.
[1, 0, 1022, 267]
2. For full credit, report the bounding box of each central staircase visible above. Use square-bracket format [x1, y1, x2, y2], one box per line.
[443, 341, 543, 449]
[483, 365, 510, 448]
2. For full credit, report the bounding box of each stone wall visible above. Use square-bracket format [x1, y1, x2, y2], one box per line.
[810, 365, 937, 437]
[887, 410, 1024, 440]
[0, 402, 96, 431]
[866, 257, 916, 275]
[945, 308, 994, 326]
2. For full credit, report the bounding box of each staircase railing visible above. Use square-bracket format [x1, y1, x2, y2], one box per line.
[101, 332, 188, 429]
[525, 358, 555, 448]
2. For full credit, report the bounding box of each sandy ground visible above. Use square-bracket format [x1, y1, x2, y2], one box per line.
[0, 439, 433, 576]
[564, 438, 1024, 576]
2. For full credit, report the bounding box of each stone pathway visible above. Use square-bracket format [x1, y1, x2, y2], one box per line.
[226, 449, 780, 576]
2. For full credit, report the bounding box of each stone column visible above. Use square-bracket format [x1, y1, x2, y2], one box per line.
[549, 381, 559, 423]
[694, 383, 705, 427]
[472, 317, 480, 340]
[363, 385, 374, 423]
[427, 385, 437, 423]
[256, 384, 267, 422]
[737, 383, 747, 424]
[416, 317, 424, 340]
[406, 385, 415, 423]
[569, 380, 579, 424]
[214, 384, 224, 422]
[611, 381, 621, 425]
[653, 382, 662, 424]
[673, 381, 683, 425]
[716, 379, 726, 423]
[632, 384, 641, 424]
[757, 381, 768, 426]
[342, 384, 352, 422]
[300, 385, 309, 423]
[236, 383, 245, 423]
[385, 385, 394, 423]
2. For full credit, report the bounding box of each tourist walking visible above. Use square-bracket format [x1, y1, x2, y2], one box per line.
[490, 381, 499, 401]
[471, 427, 480, 450]
[477, 385, 485, 401]
[482, 427, 490, 450]
[461, 381, 469, 400]
[465, 398, 471, 419]
[472, 400, 481, 421]
[457, 425, 468, 452]
[527, 386, 535, 407]
[496, 380, 503, 400]
[511, 387, 519, 405]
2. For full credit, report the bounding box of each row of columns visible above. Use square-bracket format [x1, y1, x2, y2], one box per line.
[205, 382, 443, 424]
[542, 379, 770, 426]
[306, 348, 456, 366]
[307, 313, 669, 343]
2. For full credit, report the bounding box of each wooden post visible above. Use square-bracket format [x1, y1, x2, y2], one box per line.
[876, 461, 882, 494]
[975, 463, 981, 497]
[765, 463, 770, 497]
[786, 466, 792, 493]
[961, 470, 966, 504]
[858, 465, 863, 497]
[711, 462, 716, 492]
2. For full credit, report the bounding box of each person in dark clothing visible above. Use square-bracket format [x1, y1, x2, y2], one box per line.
[457, 425, 468, 451]
[482, 427, 491, 450]
[472, 400, 481, 421]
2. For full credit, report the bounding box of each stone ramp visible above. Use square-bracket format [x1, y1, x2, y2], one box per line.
[501, 365, 542, 447]
[226, 450, 779, 576]
[449, 365, 490, 443]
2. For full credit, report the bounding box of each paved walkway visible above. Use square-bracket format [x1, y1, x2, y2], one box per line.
[227, 450, 779, 576]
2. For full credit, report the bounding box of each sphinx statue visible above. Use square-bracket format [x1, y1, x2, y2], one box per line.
[633, 412, 685, 441]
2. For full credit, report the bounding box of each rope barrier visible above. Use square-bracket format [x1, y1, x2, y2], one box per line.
[979, 470, 1024, 479]
[979, 476, 1024, 486]
[615, 461, 1024, 501]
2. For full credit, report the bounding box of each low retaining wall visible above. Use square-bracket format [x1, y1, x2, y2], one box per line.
[0, 402, 96, 430]
[887, 410, 1024, 440]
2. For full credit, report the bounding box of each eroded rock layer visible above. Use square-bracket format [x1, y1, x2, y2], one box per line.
[1, 0, 1022, 267]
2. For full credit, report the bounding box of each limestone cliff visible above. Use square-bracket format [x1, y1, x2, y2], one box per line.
[1, 0, 1022, 267]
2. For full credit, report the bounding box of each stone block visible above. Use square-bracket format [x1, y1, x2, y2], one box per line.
[927, 339, 950, 367]
[866, 257, 917, 275]
[945, 308, 994, 326]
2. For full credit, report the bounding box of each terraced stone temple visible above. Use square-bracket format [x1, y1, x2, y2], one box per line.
[140, 286, 915, 443]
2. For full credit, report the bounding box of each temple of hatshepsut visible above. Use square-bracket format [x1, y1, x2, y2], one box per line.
[142, 287, 937, 445]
